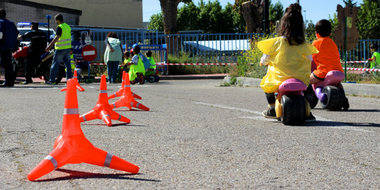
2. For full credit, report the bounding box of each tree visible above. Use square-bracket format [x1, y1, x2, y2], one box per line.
[305, 20, 316, 41]
[357, 0, 380, 39]
[234, 0, 283, 33]
[269, 1, 284, 32]
[159, 0, 192, 34]
[148, 13, 164, 31]
[177, 2, 200, 31]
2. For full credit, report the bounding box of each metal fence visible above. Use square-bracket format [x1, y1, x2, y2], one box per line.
[84, 28, 379, 67]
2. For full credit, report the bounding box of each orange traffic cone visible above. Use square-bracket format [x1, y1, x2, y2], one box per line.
[108, 71, 142, 100]
[111, 73, 150, 111]
[27, 79, 139, 181]
[61, 70, 85, 92]
[79, 75, 130, 126]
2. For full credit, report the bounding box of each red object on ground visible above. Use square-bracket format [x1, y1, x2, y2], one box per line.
[111, 73, 149, 111]
[12, 46, 29, 59]
[27, 79, 139, 181]
[108, 71, 142, 100]
[82, 45, 97, 61]
[80, 75, 130, 126]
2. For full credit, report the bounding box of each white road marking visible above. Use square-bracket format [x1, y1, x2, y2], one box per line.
[194, 101, 262, 115]
[238, 116, 275, 122]
[194, 101, 373, 133]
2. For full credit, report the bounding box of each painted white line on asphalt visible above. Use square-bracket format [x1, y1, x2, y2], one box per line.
[194, 101, 262, 115]
[194, 101, 372, 133]
[238, 116, 275, 122]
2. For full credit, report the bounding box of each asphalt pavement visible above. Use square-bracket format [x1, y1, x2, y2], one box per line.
[0, 80, 379, 189]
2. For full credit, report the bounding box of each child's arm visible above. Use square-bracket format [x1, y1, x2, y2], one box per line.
[260, 54, 270, 66]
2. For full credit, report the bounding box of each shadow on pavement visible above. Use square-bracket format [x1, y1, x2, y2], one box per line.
[343, 109, 380, 113]
[313, 108, 380, 113]
[34, 168, 161, 182]
[306, 120, 380, 127]
[82, 123, 147, 127]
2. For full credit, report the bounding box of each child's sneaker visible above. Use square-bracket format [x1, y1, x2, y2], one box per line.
[305, 113, 316, 122]
[262, 107, 276, 119]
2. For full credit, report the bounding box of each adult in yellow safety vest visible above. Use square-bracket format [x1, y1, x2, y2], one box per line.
[45, 14, 72, 84]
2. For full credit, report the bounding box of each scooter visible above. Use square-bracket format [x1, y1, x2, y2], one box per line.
[305, 70, 349, 111]
[275, 78, 309, 125]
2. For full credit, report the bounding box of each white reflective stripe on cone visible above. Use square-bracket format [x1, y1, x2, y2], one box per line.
[104, 153, 112, 167]
[45, 155, 58, 169]
[64, 108, 79, 115]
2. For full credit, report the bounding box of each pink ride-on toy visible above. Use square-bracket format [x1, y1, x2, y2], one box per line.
[275, 78, 309, 125]
[305, 70, 349, 111]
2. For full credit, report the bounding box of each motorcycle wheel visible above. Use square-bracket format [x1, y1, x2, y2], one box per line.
[321, 86, 342, 111]
[281, 95, 306, 125]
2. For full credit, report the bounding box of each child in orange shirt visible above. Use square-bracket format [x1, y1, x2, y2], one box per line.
[310, 19, 343, 84]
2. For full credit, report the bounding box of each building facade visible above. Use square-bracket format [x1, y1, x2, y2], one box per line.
[28, 0, 143, 28]
[0, 0, 82, 26]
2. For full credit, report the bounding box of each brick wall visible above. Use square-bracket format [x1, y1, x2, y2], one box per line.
[0, 2, 80, 27]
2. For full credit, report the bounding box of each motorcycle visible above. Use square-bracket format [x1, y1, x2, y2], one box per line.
[275, 78, 309, 125]
[12, 45, 65, 83]
[305, 70, 349, 111]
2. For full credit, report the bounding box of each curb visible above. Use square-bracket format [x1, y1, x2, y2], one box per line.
[160, 74, 227, 80]
[223, 76, 380, 97]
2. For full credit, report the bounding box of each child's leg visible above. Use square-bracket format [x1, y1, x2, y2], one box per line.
[262, 93, 276, 118]
[266, 93, 276, 105]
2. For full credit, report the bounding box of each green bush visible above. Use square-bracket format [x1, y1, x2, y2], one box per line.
[228, 36, 268, 78]
[167, 53, 231, 75]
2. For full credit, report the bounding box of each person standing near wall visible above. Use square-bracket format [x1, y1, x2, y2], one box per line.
[46, 14, 72, 84]
[0, 9, 18, 87]
[104, 32, 122, 83]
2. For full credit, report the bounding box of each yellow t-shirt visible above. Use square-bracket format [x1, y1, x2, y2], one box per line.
[257, 37, 318, 93]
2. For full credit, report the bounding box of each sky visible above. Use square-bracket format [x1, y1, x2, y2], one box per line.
[143, 0, 364, 23]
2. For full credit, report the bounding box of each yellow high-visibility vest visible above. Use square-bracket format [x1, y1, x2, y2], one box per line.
[55, 23, 72, 50]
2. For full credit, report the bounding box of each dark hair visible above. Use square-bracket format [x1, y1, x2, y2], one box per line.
[55, 14, 64, 22]
[279, 3, 305, 45]
[124, 51, 130, 57]
[315, 19, 331, 37]
[146, 50, 152, 57]
[0, 9, 6, 19]
[31, 22, 39, 30]
[107, 32, 118, 38]
[133, 46, 140, 54]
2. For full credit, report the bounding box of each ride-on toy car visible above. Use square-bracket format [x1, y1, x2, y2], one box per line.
[145, 68, 160, 83]
[275, 78, 309, 125]
[305, 70, 349, 111]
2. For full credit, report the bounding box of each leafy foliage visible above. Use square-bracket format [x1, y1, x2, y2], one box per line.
[148, 13, 164, 31]
[357, 0, 380, 39]
[149, 0, 283, 33]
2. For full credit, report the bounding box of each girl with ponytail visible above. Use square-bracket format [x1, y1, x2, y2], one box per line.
[257, 3, 318, 119]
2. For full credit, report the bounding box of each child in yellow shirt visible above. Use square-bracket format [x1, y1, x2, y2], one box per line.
[257, 3, 318, 119]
